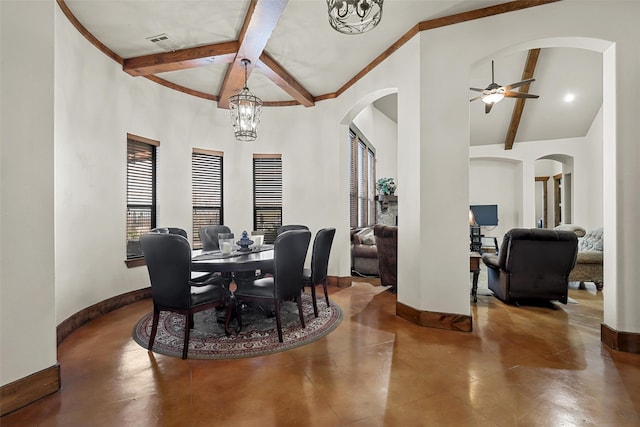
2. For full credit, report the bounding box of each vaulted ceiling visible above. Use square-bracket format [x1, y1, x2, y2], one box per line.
[59, 0, 602, 148]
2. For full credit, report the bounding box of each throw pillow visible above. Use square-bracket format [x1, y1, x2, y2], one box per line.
[357, 227, 376, 245]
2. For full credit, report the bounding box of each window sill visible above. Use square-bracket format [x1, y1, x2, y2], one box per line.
[125, 257, 146, 268]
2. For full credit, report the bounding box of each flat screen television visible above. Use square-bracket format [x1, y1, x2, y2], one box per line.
[470, 204, 498, 226]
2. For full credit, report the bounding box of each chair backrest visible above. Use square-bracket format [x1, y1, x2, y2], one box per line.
[277, 224, 309, 235]
[498, 228, 578, 276]
[199, 225, 231, 251]
[309, 228, 336, 283]
[140, 232, 191, 309]
[273, 229, 311, 299]
[151, 227, 188, 239]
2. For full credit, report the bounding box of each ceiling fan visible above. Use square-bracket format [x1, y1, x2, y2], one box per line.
[470, 60, 539, 114]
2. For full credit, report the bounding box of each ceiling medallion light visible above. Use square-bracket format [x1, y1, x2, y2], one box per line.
[327, 0, 383, 34]
[229, 59, 262, 142]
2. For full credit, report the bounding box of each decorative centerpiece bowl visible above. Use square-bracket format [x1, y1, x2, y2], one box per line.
[236, 230, 254, 252]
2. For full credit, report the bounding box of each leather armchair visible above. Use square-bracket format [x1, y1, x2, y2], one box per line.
[482, 228, 578, 305]
[374, 224, 397, 292]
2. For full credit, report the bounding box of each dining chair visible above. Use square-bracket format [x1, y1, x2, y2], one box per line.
[277, 224, 309, 235]
[199, 225, 232, 251]
[151, 227, 222, 284]
[151, 227, 188, 239]
[303, 228, 336, 317]
[140, 232, 230, 359]
[231, 229, 311, 342]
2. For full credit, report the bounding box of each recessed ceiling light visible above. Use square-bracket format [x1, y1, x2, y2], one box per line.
[564, 93, 575, 103]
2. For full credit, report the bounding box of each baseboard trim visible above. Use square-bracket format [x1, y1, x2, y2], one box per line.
[0, 365, 60, 416]
[57, 287, 151, 345]
[396, 301, 472, 332]
[601, 323, 640, 354]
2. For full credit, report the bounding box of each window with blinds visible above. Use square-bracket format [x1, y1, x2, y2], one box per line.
[192, 149, 223, 249]
[349, 129, 376, 228]
[126, 134, 158, 259]
[253, 154, 282, 244]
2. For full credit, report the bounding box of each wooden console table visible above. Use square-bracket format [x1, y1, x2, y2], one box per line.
[470, 252, 481, 303]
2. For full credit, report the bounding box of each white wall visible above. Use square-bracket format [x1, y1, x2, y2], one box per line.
[353, 104, 398, 188]
[1, 0, 57, 385]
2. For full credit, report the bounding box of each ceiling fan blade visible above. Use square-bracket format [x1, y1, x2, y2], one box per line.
[485, 102, 494, 114]
[503, 78, 536, 91]
[469, 96, 483, 102]
[470, 87, 485, 92]
[504, 91, 540, 99]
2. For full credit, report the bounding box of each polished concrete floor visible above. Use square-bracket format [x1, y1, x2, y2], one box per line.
[3, 279, 639, 426]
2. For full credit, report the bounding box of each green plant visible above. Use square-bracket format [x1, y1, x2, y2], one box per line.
[376, 177, 397, 195]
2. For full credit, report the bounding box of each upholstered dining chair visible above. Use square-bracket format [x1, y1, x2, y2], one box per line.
[151, 226, 218, 283]
[231, 229, 311, 342]
[151, 227, 188, 239]
[141, 232, 230, 359]
[277, 224, 309, 235]
[199, 224, 232, 251]
[303, 228, 336, 317]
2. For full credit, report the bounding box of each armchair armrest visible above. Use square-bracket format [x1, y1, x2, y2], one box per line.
[481, 253, 500, 270]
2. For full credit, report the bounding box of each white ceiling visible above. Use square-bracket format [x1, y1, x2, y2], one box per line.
[63, 0, 602, 147]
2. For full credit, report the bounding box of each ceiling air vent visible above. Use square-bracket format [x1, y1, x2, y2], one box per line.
[146, 33, 180, 52]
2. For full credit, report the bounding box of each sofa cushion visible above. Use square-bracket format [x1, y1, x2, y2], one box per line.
[356, 227, 376, 245]
[576, 251, 603, 264]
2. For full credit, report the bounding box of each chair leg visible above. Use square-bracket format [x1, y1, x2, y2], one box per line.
[275, 300, 283, 343]
[310, 284, 318, 317]
[148, 305, 160, 351]
[182, 313, 191, 359]
[322, 278, 330, 308]
[296, 293, 306, 329]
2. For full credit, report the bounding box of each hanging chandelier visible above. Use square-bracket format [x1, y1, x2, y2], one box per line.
[326, 0, 383, 34]
[229, 59, 262, 142]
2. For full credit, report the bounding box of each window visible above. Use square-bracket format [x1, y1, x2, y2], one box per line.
[192, 149, 223, 249]
[349, 129, 376, 228]
[253, 154, 282, 244]
[126, 133, 158, 261]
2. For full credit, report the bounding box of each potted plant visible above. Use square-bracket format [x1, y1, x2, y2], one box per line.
[376, 177, 397, 195]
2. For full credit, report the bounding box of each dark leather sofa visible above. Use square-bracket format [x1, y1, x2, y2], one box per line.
[482, 228, 578, 305]
[374, 224, 398, 292]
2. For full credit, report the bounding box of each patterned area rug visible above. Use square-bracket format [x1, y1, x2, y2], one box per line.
[132, 293, 342, 359]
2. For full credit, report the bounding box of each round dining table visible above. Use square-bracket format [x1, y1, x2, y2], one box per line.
[191, 245, 274, 273]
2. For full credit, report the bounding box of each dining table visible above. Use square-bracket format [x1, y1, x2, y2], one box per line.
[191, 244, 274, 274]
[191, 245, 275, 335]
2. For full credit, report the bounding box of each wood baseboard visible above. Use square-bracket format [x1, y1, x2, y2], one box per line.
[601, 323, 640, 354]
[57, 288, 151, 345]
[396, 301, 472, 332]
[0, 365, 60, 416]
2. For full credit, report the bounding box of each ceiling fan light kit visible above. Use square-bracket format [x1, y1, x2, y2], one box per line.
[229, 59, 262, 142]
[470, 60, 539, 114]
[327, 0, 383, 34]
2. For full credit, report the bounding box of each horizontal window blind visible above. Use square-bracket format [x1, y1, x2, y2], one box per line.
[350, 129, 376, 228]
[126, 137, 157, 259]
[192, 151, 223, 249]
[254, 155, 282, 244]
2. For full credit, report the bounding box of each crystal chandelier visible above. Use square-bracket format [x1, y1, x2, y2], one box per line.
[326, 0, 383, 34]
[229, 59, 262, 142]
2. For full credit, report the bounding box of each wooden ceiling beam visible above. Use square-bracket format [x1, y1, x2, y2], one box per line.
[257, 53, 314, 107]
[123, 42, 238, 76]
[504, 48, 540, 150]
[217, 0, 289, 109]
